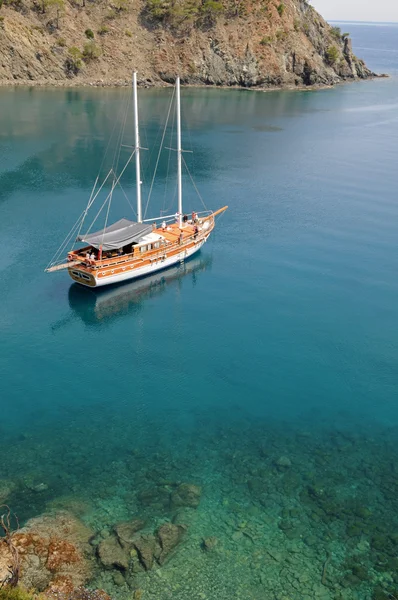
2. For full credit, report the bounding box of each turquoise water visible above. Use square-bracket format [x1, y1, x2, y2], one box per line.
[1, 23, 398, 600]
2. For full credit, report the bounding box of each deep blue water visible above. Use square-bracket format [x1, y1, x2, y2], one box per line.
[1, 22, 398, 600]
[2, 26, 398, 430]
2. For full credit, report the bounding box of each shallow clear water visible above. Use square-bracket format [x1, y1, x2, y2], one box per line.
[1, 23, 398, 600]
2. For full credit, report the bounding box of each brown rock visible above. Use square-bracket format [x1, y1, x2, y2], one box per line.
[0, 539, 13, 586]
[171, 483, 202, 509]
[0, 479, 16, 504]
[114, 519, 146, 548]
[97, 535, 129, 570]
[202, 536, 219, 552]
[46, 585, 112, 600]
[11, 511, 94, 592]
[156, 522, 186, 565]
[133, 534, 158, 571]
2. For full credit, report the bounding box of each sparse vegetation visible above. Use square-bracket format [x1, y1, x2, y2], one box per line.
[98, 24, 109, 34]
[85, 28, 94, 38]
[260, 35, 273, 45]
[56, 36, 66, 45]
[276, 2, 284, 16]
[112, 0, 128, 11]
[65, 45, 82, 74]
[82, 40, 101, 59]
[330, 25, 341, 39]
[275, 28, 287, 41]
[325, 45, 339, 65]
[125, 28, 132, 36]
[145, 0, 223, 28]
[0, 588, 39, 600]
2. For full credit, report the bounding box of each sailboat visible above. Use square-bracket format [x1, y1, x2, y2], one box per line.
[46, 73, 227, 288]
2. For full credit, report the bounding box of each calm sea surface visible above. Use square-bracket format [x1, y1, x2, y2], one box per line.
[1, 22, 398, 600]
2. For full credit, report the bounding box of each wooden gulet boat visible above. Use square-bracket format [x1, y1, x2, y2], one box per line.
[46, 73, 227, 288]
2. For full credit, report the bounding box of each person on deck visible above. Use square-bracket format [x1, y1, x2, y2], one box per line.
[90, 252, 96, 261]
[183, 214, 188, 223]
[162, 221, 166, 230]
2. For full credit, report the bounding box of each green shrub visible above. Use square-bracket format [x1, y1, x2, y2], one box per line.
[85, 27, 94, 38]
[259, 35, 272, 45]
[276, 2, 284, 16]
[275, 28, 286, 41]
[65, 45, 82, 74]
[199, 0, 223, 24]
[330, 25, 341, 39]
[125, 28, 132, 36]
[98, 24, 109, 34]
[325, 45, 339, 65]
[0, 587, 39, 600]
[112, 0, 127, 11]
[82, 40, 101, 59]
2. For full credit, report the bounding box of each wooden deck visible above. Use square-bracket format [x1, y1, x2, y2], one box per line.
[153, 222, 196, 242]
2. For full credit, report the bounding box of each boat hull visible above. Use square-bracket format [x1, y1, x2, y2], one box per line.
[68, 237, 206, 288]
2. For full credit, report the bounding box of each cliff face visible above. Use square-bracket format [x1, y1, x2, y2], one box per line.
[0, 0, 374, 87]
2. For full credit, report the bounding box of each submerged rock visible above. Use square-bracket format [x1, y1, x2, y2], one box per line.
[114, 519, 146, 549]
[0, 479, 16, 504]
[202, 536, 219, 552]
[97, 535, 129, 570]
[133, 534, 158, 571]
[170, 483, 202, 509]
[157, 522, 186, 565]
[275, 456, 292, 471]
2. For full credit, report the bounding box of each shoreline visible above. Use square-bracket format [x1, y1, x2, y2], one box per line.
[0, 73, 388, 92]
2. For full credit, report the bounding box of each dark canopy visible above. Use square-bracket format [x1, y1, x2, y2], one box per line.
[77, 219, 152, 251]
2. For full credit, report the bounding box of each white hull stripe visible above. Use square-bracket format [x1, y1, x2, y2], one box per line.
[72, 239, 206, 288]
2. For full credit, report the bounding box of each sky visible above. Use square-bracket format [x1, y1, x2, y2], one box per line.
[310, 0, 398, 23]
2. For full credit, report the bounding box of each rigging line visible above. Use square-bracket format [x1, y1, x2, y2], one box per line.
[143, 86, 176, 219]
[86, 153, 136, 233]
[182, 155, 208, 211]
[46, 209, 88, 269]
[101, 183, 115, 250]
[115, 92, 130, 176]
[162, 104, 176, 215]
[111, 91, 129, 175]
[80, 169, 115, 236]
[75, 173, 100, 244]
[117, 180, 137, 216]
[182, 103, 196, 179]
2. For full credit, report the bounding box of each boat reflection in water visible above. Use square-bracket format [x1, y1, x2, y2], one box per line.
[68, 254, 212, 325]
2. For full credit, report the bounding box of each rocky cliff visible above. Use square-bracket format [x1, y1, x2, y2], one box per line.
[0, 0, 375, 87]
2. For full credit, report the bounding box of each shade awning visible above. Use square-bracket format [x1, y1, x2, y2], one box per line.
[77, 219, 152, 251]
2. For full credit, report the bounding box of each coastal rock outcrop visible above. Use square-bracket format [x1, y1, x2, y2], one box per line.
[0, 510, 94, 593]
[0, 0, 375, 87]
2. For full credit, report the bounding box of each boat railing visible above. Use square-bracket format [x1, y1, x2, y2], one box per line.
[69, 223, 213, 270]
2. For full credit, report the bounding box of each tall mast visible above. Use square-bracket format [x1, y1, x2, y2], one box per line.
[133, 71, 142, 223]
[176, 76, 182, 227]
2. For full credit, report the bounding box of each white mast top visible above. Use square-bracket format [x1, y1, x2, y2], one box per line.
[176, 76, 182, 228]
[133, 72, 142, 223]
